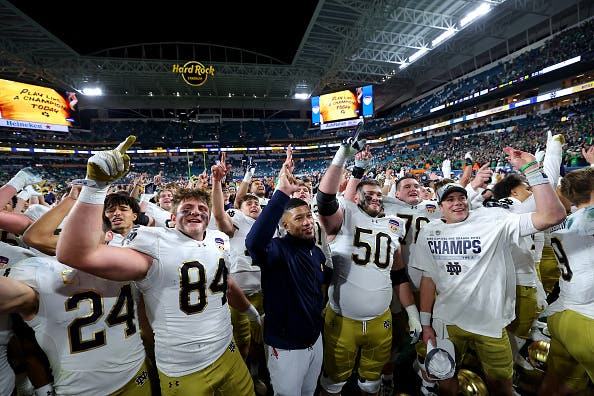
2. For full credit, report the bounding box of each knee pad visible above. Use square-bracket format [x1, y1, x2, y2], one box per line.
[357, 377, 381, 393]
[319, 373, 347, 394]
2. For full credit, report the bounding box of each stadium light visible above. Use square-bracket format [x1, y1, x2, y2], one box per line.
[81, 87, 103, 96]
[460, 3, 492, 28]
[432, 28, 457, 47]
[409, 48, 429, 63]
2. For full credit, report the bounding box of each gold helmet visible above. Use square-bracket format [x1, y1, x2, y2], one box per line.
[528, 340, 550, 370]
[457, 369, 488, 396]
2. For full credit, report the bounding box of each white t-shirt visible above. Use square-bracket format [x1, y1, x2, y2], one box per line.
[547, 205, 594, 319]
[8, 256, 146, 396]
[328, 199, 405, 321]
[412, 207, 534, 337]
[126, 227, 233, 377]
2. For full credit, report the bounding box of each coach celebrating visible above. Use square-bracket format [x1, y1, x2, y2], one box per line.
[246, 161, 332, 396]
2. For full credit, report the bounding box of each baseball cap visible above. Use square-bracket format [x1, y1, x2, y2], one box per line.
[424, 338, 456, 381]
[436, 183, 467, 203]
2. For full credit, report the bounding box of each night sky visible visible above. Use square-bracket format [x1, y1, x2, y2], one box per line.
[10, 1, 320, 64]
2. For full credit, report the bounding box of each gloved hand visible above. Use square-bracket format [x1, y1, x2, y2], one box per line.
[331, 136, 367, 167]
[24, 185, 43, 197]
[86, 136, 136, 185]
[464, 151, 473, 165]
[441, 159, 451, 179]
[243, 162, 257, 183]
[6, 167, 42, 192]
[534, 148, 545, 163]
[405, 305, 423, 344]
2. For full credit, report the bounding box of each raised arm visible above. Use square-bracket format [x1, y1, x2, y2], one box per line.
[317, 135, 365, 237]
[211, 152, 235, 237]
[22, 185, 80, 255]
[503, 146, 566, 230]
[343, 144, 371, 202]
[234, 159, 256, 208]
[56, 136, 153, 281]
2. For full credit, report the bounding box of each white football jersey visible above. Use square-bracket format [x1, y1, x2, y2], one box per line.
[547, 205, 594, 319]
[412, 207, 530, 337]
[328, 199, 405, 321]
[145, 201, 174, 228]
[383, 196, 441, 288]
[126, 227, 233, 377]
[226, 208, 261, 294]
[8, 256, 146, 396]
[0, 242, 37, 396]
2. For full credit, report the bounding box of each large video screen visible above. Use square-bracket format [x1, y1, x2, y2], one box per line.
[311, 85, 373, 130]
[0, 78, 78, 132]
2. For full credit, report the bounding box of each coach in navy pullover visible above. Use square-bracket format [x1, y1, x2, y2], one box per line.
[246, 187, 330, 349]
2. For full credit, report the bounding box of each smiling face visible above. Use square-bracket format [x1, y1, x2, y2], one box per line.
[282, 203, 315, 240]
[173, 198, 210, 240]
[355, 183, 383, 217]
[438, 191, 469, 223]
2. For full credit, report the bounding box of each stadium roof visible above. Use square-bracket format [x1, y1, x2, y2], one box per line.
[0, 0, 586, 118]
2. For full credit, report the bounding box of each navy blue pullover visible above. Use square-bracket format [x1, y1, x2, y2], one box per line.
[246, 190, 330, 350]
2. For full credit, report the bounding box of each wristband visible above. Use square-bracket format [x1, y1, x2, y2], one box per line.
[420, 311, 432, 326]
[351, 166, 365, 179]
[243, 169, 254, 184]
[78, 185, 111, 205]
[520, 160, 538, 173]
[524, 168, 549, 187]
[242, 304, 260, 322]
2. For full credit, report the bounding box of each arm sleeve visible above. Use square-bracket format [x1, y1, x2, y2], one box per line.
[245, 190, 289, 264]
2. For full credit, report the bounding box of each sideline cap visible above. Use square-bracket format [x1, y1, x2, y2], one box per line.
[436, 183, 467, 203]
[424, 338, 456, 381]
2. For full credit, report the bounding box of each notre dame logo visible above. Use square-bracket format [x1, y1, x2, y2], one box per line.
[445, 261, 462, 275]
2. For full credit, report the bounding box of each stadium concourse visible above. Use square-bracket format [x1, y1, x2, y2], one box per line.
[1, 1, 594, 395]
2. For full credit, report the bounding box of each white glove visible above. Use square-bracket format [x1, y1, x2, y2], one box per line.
[534, 149, 545, 163]
[16, 189, 30, 201]
[354, 156, 371, 169]
[6, 167, 42, 192]
[405, 305, 422, 344]
[441, 159, 451, 179]
[331, 137, 366, 168]
[86, 136, 136, 185]
[535, 279, 548, 312]
[243, 163, 257, 183]
[24, 185, 43, 197]
[464, 151, 473, 161]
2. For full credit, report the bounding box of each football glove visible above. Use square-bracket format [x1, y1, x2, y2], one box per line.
[405, 305, 422, 344]
[331, 136, 367, 167]
[6, 167, 42, 192]
[86, 135, 136, 185]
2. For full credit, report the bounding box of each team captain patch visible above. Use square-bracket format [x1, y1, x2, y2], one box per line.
[388, 219, 400, 233]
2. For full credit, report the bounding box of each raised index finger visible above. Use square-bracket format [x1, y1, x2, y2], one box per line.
[116, 135, 136, 154]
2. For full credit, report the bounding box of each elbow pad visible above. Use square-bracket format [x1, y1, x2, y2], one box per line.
[391, 268, 410, 285]
[316, 191, 339, 216]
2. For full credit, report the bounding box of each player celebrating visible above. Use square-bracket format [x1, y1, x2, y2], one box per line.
[56, 136, 257, 396]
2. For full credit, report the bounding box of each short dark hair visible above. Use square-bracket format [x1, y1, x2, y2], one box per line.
[285, 198, 309, 212]
[356, 179, 382, 193]
[394, 173, 419, 190]
[237, 193, 260, 208]
[104, 192, 140, 215]
[492, 174, 524, 200]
